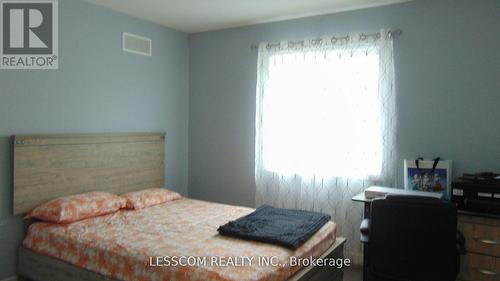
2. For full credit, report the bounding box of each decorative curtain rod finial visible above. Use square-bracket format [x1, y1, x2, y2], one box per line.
[388, 29, 402, 38]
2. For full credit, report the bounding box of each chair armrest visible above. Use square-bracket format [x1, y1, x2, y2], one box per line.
[360, 218, 370, 243]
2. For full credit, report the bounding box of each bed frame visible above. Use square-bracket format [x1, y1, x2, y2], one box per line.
[13, 133, 346, 281]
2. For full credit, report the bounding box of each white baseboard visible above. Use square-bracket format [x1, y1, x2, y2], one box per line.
[0, 276, 17, 281]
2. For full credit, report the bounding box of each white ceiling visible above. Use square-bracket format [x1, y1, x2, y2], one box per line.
[86, 0, 411, 33]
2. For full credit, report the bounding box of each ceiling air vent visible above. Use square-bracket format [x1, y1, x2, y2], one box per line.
[122, 32, 152, 56]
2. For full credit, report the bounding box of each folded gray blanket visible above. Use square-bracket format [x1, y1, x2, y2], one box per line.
[217, 205, 331, 249]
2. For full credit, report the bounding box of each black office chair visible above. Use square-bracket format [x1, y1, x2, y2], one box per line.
[360, 195, 465, 281]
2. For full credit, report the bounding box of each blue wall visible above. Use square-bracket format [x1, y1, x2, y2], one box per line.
[0, 0, 189, 278]
[1, 0, 500, 278]
[188, 0, 500, 207]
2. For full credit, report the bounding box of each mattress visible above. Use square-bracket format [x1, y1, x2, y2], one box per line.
[23, 198, 337, 281]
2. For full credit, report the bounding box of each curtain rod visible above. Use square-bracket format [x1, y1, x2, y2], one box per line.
[250, 29, 402, 51]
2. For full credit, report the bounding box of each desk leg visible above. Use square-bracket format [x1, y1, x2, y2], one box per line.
[363, 202, 371, 281]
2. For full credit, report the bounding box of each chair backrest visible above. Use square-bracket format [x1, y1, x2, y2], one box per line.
[367, 195, 458, 281]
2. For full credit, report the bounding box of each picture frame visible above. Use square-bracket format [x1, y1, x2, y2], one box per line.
[404, 159, 453, 200]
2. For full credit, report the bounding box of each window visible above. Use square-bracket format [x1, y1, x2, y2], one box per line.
[256, 34, 395, 179]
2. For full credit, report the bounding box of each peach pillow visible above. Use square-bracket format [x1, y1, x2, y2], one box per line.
[25, 191, 126, 223]
[121, 188, 182, 209]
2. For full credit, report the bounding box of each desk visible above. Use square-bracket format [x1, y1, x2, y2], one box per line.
[353, 188, 443, 216]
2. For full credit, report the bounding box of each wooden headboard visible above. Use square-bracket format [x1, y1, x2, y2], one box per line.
[13, 133, 165, 215]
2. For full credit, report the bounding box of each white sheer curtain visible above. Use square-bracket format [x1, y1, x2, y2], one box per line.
[255, 30, 396, 264]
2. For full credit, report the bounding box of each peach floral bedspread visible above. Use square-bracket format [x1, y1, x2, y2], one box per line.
[23, 198, 337, 281]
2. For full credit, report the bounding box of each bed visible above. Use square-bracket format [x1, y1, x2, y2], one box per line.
[13, 133, 345, 281]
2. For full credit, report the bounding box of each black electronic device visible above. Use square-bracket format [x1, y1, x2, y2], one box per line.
[452, 172, 500, 215]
